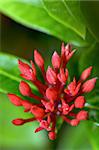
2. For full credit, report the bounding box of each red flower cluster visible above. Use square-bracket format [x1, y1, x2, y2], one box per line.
[8, 43, 96, 140]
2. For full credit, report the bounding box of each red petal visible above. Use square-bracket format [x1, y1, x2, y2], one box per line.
[40, 120, 50, 131]
[80, 66, 92, 81]
[46, 87, 58, 101]
[52, 51, 61, 69]
[57, 68, 68, 84]
[74, 96, 85, 108]
[74, 82, 81, 96]
[21, 100, 32, 110]
[12, 118, 25, 126]
[65, 44, 72, 54]
[76, 110, 88, 120]
[46, 66, 57, 84]
[8, 94, 22, 106]
[82, 78, 97, 93]
[69, 104, 74, 112]
[35, 127, 44, 133]
[18, 60, 35, 80]
[30, 60, 36, 76]
[31, 105, 45, 119]
[61, 42, 65, 56]
[70, 119, 80, 126]
[48, 131, 56, 140]
[34, 50, 44, 68]
[19, 81, 31, 96]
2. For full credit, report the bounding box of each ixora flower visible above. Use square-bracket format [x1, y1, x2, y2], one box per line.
[8, 43, 97, 140]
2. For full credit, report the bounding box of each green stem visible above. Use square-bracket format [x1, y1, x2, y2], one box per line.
[85, 103, 99, 111]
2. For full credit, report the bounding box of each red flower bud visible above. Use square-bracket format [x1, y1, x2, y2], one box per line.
[48, 131, 56, 140]
[40, 120, 51, 131]
[21, 100, 32, 110]
[65, 44, 76, 62]
[52, 51, 61, 69]
[65, 44, 72, 55]
[46, 87, 58, 101]
[76, 110, 88, 120]
[41, 100, 54, 112]
[35, 127, 44, 133]
[61, 42, 65, 56]
[74, 96, 86, 108]
[19, 81, 32, 96]
[34, 50, 44, 69]
[80, 66, 92, 81]
[12, 118, 25, 126]
[31, 105, 45, 119]
[46, 67, 57, 84]
[70, 119, 80, 126]
[8, 94, 22, 106]
[30, 60, 36, 76]
[65, 78, 81, 96]
[82, 78, 97, 93]
[6, 43, 97, 140]
[57, 68, 68, 84]
[61, 98, 69, 115]
[69, 104, 75, 112]
[18, 60, 36, 81]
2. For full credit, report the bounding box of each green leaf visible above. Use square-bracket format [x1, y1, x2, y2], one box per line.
[0, 0, 88, 46]
[0, 53, 36, 95]
[43, 0, 86, 38]
[80, 1, 99, 42]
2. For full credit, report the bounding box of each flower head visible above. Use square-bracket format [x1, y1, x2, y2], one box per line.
[8, 43, 96, 140]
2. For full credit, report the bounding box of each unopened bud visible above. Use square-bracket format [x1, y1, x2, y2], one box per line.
[52, 51, 61, 69]
[74, 96, 85, 108]
[70, 119, 80, 126]
[19, 81, 32, 96]
[48, 131, 56, 140]
[34, 50, 44, 69]
[76, 110, 88, 120]
[8, 94, 22, 106]
[80, 66, 92, 81]
[46, 87, 58, 101]
[31, 105, 45, 119]
[18, 60, 36, 80]
[12, 118, 25, 126]
[82, 78, 97, 93]
[46, 66, 57, 84]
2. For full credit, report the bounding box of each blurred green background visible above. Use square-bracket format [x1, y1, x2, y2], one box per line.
[0, 1, 99, 150]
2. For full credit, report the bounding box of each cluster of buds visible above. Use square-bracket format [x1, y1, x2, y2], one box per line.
[8, 43, 97, 140]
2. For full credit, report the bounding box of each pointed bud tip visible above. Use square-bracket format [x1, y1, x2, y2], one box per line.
[19, 81, 31, 96]
[82, 77, 97, 93]
[65, 43, 72, 49]
[12, 118, 25, 126]
[80, 66, 93, 81]
[46, 66, 57, 84]
[34, 49, 44, 68]
[52, 51, 61, 69]
[7, 93, 22, 106]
